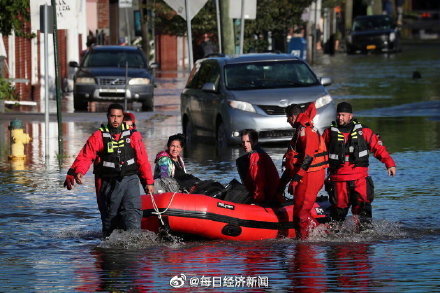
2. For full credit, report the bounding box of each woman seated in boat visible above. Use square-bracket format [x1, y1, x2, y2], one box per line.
[154, 134, 226, 196]
[154, 133, 187, 179]
[154, 133, 201, 193]
[232, 129, 285, 206]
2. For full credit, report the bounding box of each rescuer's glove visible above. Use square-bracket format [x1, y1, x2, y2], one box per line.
[292, 174, 303, 183]
[288, 174, 303, 194]
[64, 175, 75, 190]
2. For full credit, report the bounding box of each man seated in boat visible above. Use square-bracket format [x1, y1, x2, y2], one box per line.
[234, 129, 285, 206]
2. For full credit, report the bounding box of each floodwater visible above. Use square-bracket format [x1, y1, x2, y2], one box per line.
[0, 42, 439, 292]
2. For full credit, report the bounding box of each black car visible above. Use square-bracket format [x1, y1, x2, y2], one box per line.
[346, 15, 401, 54]
[69, 46, 155, 111]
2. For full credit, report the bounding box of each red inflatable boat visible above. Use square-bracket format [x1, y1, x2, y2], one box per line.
[141, 193, 330, 241]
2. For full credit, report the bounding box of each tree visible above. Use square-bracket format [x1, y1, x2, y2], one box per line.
[0, 0, 32, 38]
[245, 0, 314, 53]
[154, 0, 315, 54]
[154, 0, 217, 36]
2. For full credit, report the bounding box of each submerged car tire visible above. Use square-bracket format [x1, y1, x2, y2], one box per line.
[184, 118, 194, 145]
[216, 121, 228, 147]
[141, 99, 153, 111]
[346, 44, 355, 55]
[73, 96, 88, 111]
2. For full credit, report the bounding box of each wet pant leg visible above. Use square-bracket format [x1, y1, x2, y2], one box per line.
[119, 174, 142, 231]
[293, 169, 325, 239]
[351, 177, 374, 229]
[331, 181, 350, 222]
[100, 178, 124, 237]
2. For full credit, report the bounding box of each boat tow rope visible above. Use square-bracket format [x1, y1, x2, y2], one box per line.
[149, 192, 178, 226]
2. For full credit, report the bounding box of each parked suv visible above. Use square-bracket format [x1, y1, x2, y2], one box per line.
[70, 46, 154, 111]
[181, 53, 335, 145]
[346, 15, 401, 54]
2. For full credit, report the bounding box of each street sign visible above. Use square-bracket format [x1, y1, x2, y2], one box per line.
[119, 0, 133, 8]
[31, 0, 77, 31]
[163, 0, 208, 20]
[40, 5, 54, 33]
[229, 0, 257, 20]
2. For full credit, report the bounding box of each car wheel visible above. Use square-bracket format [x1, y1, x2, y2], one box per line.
[73, 95, 88, 111]
[346, 46, 354, 55]
[395, 39, 402, 53]
[183, 117, 194, 145]
[216, 121, 228, 147]
[141, 99, 153, 111]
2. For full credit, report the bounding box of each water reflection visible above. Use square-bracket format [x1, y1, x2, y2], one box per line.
[0, 43, 440, 292]
[326, 243, 374, 292]
[72, 238, 389, 291]
[288, 243, 327, 292]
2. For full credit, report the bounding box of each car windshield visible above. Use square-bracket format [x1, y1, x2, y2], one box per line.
[82, 50, 146, 68]
[352, 16, 393, 32]
[224, 60, 319, 90]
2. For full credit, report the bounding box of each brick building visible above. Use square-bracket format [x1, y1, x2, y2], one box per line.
[1, 0, 185, 112]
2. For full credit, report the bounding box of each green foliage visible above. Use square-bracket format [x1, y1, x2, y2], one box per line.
[0, 77, 19, 101]
[322, 0, 345, 9]
[154, 0, 187, 36]
[245, 0, 314, 52]
[154, 0, 314, 53]
[154, 0, 217, 36]
[0, 0, 33, 38]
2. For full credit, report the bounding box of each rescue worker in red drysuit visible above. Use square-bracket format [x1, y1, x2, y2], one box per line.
[64, 104, 154, 237]
[236, 129, 284, 206]
[322, 102, 396, 231]
[277, 102, 329, 240]
[123, 112, 136, 129]
[93, 111, 138, 230]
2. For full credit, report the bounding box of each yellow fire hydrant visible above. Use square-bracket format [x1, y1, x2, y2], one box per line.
[8, 119, 31, 160]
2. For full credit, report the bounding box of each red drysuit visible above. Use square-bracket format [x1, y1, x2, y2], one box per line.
[281, 103, 328, 239]
[322, 121, 396, 226]
[239, 145, 281, 205]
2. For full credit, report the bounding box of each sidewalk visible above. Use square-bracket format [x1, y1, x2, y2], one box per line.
[0, 72, 188, 123]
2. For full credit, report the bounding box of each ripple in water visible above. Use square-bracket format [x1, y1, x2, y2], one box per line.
[307, 218, 408, 243]
[97, 229, 184, 249]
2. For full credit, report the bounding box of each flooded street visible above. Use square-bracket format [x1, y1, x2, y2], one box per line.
[0, 42, 439, 292]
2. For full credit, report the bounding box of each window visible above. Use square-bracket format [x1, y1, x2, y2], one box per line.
[83, 50, 146, 68]
[353, 16, 393, 32]
[224, 60, 319, 90]
[186, 61, 220, 89]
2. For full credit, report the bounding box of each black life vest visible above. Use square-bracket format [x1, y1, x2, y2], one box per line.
[236, 152, 251, 184]
[94, 123, 138, 178]
[328, 120, 369, 169]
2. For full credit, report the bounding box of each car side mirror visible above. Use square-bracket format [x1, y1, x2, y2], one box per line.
[69, 61, 79, 68]
[320, 77, 332, 86]
[202, 82, 217, 93]
[149, 62, 159, 69]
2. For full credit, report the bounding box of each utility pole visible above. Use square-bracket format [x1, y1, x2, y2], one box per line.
[345, 0, 353, 35]
[51, 0, 63, 160]
[184, 0, 193, 70]
[215, 0, 222, 53]
[239, 0, 245, 54]
[139, 0, 150, 64]
[220, 0, 235, 55]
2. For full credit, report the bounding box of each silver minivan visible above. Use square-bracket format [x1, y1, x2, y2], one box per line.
[181, 54, 335, 145]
